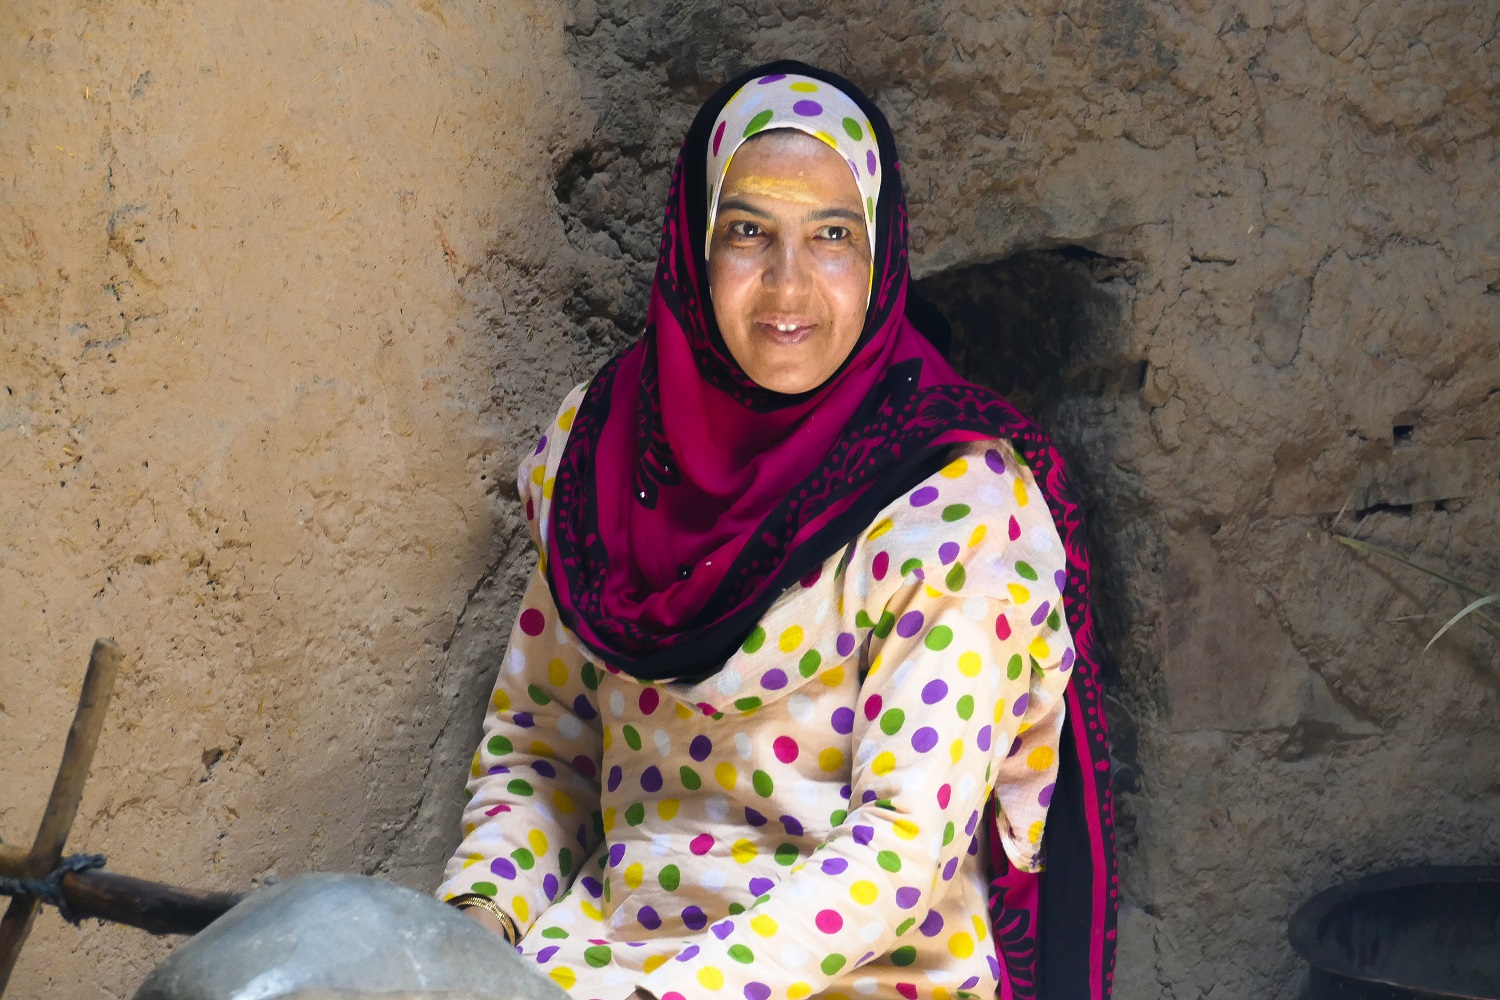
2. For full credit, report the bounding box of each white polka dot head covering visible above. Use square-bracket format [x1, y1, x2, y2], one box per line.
[704, 72, 882, 260]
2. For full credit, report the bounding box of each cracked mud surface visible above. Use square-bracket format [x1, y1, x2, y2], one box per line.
[3, 1, 1497, 996]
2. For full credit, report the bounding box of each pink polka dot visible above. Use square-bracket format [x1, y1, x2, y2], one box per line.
[1009, 515, 1021, 541]
[639, 687, 660, 715]
[713, 121, 727, 156]
[800, 566, 822, 588]
[995, 614, 1012, 641]
[864, 694, 883, 721]
[815, 909, 843, 933]
[698, 702, 717, 716]
[690, 834, 715, 855]
[774, 736, 800, 763]
[519, 609, 545, 636]
[937, 783, 952, 808]
[872, 551, 889, 580]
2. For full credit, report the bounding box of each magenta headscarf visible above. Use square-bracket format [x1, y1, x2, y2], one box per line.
[544, 61, 1119, 999]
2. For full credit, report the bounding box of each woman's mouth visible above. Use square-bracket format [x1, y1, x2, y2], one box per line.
[755, 320, 817, 345]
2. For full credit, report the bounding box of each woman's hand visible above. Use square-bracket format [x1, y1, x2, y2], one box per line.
[460, 903, 509, 940]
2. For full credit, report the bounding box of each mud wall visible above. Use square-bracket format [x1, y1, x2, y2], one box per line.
[3, 1, 1498, 997]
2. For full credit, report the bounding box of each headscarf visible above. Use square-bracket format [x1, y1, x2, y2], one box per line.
[543, 60, 1118, 999]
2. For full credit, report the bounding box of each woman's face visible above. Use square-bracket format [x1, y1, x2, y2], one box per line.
[708, 130, 872, 395]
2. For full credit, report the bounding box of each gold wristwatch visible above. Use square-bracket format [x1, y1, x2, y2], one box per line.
[449, 893, 520, 944]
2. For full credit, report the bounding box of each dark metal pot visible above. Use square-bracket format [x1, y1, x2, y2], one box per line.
[1289, 866, 1500, 1000]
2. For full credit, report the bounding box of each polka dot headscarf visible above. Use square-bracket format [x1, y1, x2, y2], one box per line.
[704, 72, 882, 260]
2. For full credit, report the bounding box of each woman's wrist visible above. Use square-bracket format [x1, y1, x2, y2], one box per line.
[448, 893, 519, 944]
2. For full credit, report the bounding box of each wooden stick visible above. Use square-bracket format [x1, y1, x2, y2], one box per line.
[0, 639, 123, 995]
[0, 849, 25, 878]
[57, 869, 243, 936]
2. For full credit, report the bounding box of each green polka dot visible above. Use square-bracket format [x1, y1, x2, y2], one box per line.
[558, 848, 573, 876]
[1016, 561, 1039, 581]
[580, 663, 600, 690]
[841, 117, 863, 140]
[946, 563, 967, 591]
[659, 865, 680, 891]
[1008, 653, 1024, 681]
[879, 708, 905, 736]
[874, 611, 896, 639]
[728, 901, 746, 915]
[527, 684, 551, 706]
[584, 945, 612, 968]
[744, 109, 774, 137]
[511, 848, 535, 870]
[1031, 655, 1043, 675]
[941, 503, 971, 522]
[541, 926, 569, 939]
[957, 694, 974, 720]
[471, 881, 497, 897]
[900, 557, 923, 577]
[821, 954, 847, 976]
[799, 649, 822, 677]
[924, 625, 953, 651]
[829, 808, 848, 826]
[943, 821, 955, 846]
[742, 626, 766, 654]
[866, 195, 874, 220]
[892, 945, 917, 966]
[855, 610, 876, 629]
[625, 802, 645, 826]
[728, 944, 755, 964]
[602, 878, 611, 902]
[734, 696, 763, 711]
[486, 734, 513, 756]
[774, 843, 799, 866]
[1048, 608, 1061, 631]
[896, 917, 915, 936]
[680, 766, 701, 790]
[752, 770, 774, 797]
[506, 778, 533, 797]
[622, 725, 642, 751]
[877, 850, 902, 872]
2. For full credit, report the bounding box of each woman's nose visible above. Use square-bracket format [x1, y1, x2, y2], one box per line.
[762, 237, 812, 297]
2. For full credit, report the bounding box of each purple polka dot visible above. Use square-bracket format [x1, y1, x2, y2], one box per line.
[985, 449, 1005, 474]
[1013, 693, 1030, 717]
[910, 486, 939, 507]
[543, 872, 559, 899]
[922, 679, 948, 704]
[676, 944, 700, 962]
[965, 810, 979, 836]
[1031, 601, 1050, 627]
[793, 99, 823, 116]
[977, 725, 993, 752]
[820, 857, 849, 876]
[607, 765, 622, 792]
[761, 668, 788, 690]
[967, 836, 980, 856]
[712, 920, 735, 940]
[512, 712, 534, 729]
[690, 735, 713, 761]
[683, 906, 708, 931]
[609, 843, 626, 866]
[536, 945, 559, 963]
[781, 815, 805, 837]
[1008, 736, 1023, 758]
[942, 857, 959, 880]
[749, 876, 775, 895]
[1055, 569, 1068, 591]
[836, 632, 856, 657]
[853, 824, 875, 845]
[1061, 648, 1076, 672]
[939, 541, 960, 565]
[533, 760, 556, 778]
[961, 976, 981, 990]
[757, 74, 787, 84]
[831, 706, 855, 734]
[581, 876, 602, 898]
[641, 765, 663, 793]
[861, 789, 878, 804]
[896, 886, 921, 909]
[1039, 783, 1056, 807]
[987, 955, 1001, 979]
[534, 435, 548, 455]
[911, 726, 939, 753]
[572, 694, 596, 720]
[745, 807, 767, 826]
[896, 610, 925, 638]
[638, 905, 661, 929]
[866, 150, 878, 175]
[491, 857, 517, 879]
[746, 983, 772, 1000]
[919, 910, 945, 936]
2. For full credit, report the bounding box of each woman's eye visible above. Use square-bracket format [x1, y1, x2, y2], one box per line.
[729, 221, 762, 238]
[818, 225, 851, 241]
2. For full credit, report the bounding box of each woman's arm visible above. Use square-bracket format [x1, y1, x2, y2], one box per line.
[435, 567, 605, 937]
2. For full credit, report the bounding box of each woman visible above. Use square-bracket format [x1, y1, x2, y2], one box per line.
[437, 62, 1118, 1000]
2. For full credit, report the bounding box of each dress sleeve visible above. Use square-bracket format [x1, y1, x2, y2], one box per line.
[434, 566, 605, 935]
[638, 581, 1074, 1000]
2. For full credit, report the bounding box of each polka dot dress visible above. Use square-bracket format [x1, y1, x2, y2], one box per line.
[438, 384, 1076, 1000]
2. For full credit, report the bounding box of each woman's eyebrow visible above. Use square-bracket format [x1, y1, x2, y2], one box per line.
[717, 197, 773, 218]
[806, 207, 864, 224]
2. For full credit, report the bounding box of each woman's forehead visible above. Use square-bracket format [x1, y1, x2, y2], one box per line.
[721, 132, 864, 208]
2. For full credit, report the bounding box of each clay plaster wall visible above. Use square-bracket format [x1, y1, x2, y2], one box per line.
[3, 1, 1498, 998]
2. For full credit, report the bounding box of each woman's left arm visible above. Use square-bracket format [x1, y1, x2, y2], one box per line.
[637, 582, 1073, 1000]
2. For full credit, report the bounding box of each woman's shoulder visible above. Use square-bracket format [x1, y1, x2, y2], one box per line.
[843, 437, 1067, 610]
[517, 380, 591, 551]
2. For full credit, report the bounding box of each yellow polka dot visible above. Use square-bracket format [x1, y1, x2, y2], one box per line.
[537, 551, 547, 574]
[558, 406, 577, 431]
[867, 653, 883, 676]
[813, 130, 838, 148]
[580, 900, 603, 921]
[624, 863, 643, 889]
[462, 852, 483, 869]
[994, 699, 1007, 723]
[698, 966, 725, 990]
[549, 967, 576, 989]
[958, 651, 982, 677]
[1013, 477, 1029, 507]
[925, 583, 944, 599]
[1027, 746, 1057, 771]
[492, 689, 511, 712]
[788, 984, 812, 1000]
[553, 789, 576, 814]
[751, 914, 779, 937]
[527, 739, 554, 758]
[779, 626, 804, 652]
[972, 914, 989, 941]
[644, 954, 669, 973]
[867, 518, 894, 540]
[893, 819, 919, 840]
[948, 931, 975, 959]
[790, 81, 819, 92]
[820, 664, 845, 687]
[732, 839, 758, 864]
[1007, 582, 1031, 604]
[933, 989, 951, 1000]
[1019, 720, 1033, 734]
[462, 821, 477, 837]
[715, 762, 738, 790]
[531, 464, 545, 485]
[967, 524, 988, 547]
[1028, 820, 1045, 843]
[1028, 636, 1051, 660]
[949, 739, 964, 764]
[512, 896, 530, 923]
[601, 727, 612, 750]
[872, 751, 896, 775]
[469, 753, 483, 778]
[547, 658, 568, 687]
[818, 747, 845, 772]
[602, 807, 617, 832]
[850, 880, 878, 905]
[528, 829, 548, 855]
[675, 703, 694, 720]
[542, 477, 555, 499]
[657, 798, 679, 821]
[940, 457, 968, 478]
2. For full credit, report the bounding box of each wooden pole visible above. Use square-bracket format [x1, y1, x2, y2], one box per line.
[0, 639, 123, 994]
[56, 869, 243, 936]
